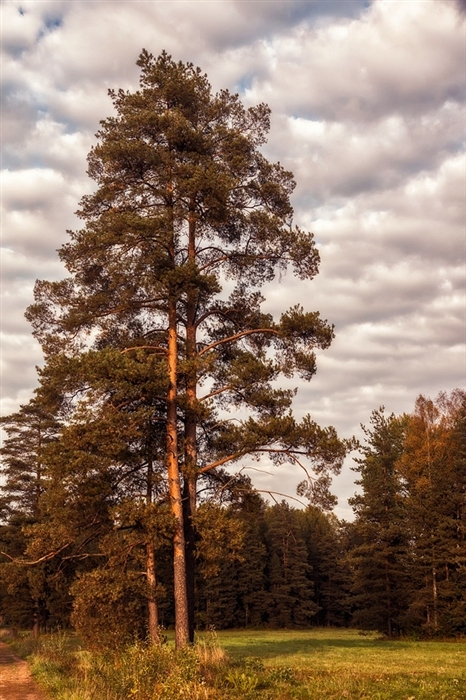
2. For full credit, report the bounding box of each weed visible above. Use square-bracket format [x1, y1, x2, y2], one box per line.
[196, 628, 228, 668]
[244, 658, 265, 672]
[268, 666, 296, 684]
[225, 668, 261, 693]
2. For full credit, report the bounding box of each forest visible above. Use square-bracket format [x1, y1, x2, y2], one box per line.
[1, 52, 465, 647]
[1, 388, 465, 645]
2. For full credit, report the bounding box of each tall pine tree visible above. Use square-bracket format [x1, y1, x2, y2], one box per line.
[348, 408, 409, 637]
[26, 51, 345, 645]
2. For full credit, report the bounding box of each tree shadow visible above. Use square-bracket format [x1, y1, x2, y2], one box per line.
[220, 632, 398, 660]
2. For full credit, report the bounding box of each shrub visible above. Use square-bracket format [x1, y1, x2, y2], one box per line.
[70, 569, 147, 649]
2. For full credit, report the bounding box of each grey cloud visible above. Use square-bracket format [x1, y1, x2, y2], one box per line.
[1, 168, 88, 261]
[0, 333, 42, 392]
[313, 263, 463, 332]
[268, 102, 465, 203]
[453, 0, 466, 14]
[155, 0, 368, 54]
[1, 2, 42, 52]
[3, 299, 35, 336]
[233, 0, 367, 22]
[231, 0, 367, 39]
[2, 253, 65, 288]
[244, 1, 465, 124]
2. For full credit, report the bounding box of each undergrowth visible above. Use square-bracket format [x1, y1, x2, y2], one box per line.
[27, 630, 289, 700]
[3, 628, 465, 699]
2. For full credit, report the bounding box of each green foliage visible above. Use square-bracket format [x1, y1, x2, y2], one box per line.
[5, 46, 463, 649]
[29, 634, 214, 699]
[0, 398, 60, 520]
[224, 668, 261, 693]
[264, 502, 318, 628]
[348, 408, 412, 636]
[298, 507, 352, 627]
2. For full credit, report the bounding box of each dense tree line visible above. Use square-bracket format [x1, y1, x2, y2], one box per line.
[1, 389, 464, 642]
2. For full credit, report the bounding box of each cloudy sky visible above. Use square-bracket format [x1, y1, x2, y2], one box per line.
[1, 0, 465, 519]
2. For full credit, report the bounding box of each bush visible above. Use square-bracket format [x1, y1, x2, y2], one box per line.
[70, 569, 147, 649]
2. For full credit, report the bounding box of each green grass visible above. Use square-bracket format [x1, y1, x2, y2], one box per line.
[219, 629, 466, 700]
[5, 627, 466, 699]
[213, 627, 466, 673]
[208, 628, 466, 699]
[187, 628, 466, 699]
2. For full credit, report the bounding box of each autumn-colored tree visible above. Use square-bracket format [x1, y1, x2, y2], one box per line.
[397, 390, 466, 635]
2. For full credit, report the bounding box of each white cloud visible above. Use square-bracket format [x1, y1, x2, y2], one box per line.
[1, 2, 43, 51]
[244, 0, 465, 120]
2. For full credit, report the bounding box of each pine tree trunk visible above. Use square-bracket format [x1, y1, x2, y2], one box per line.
[432, 560, 438, 631]
[385, 557, 392, 638]
[146, 543, 160, 644]
[183, 206, 198, 643]
[183, 477, 197, 642]
[167, 298, 189, 648]
[145, 431, 160, 644]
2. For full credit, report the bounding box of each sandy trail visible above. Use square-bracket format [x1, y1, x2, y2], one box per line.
[0, 641, 46, 700]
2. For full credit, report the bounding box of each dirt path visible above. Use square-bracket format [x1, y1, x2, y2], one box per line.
[0, 641, 46, 700]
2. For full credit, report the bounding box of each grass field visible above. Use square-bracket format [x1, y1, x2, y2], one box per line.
[4, 627, 466, 699]
[208, 628, 466, 699]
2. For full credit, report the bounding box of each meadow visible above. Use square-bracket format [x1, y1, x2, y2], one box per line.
[214, 628, 466, 699]
[4, 627, 466, 700]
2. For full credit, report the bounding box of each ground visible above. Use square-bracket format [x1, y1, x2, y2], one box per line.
[0, 641, 46, 700]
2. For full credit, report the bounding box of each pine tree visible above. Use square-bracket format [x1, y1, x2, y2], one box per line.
[30, 349, 172, 644]
[0, 399, 61, 634]
[446, 392, 466, 634]
[264, 502, 318, 627]
[299, 507, 351, 627]
[232, 487, 269, 628]
[348, 408, 409, 637]
[194, 476, 269, 629]
[26, 51, 345, 645]
[0, 399, 59, 521]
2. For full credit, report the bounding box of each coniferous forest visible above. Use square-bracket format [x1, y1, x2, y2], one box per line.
[1, 52, 465, 646]
[1, 388, 465, 643]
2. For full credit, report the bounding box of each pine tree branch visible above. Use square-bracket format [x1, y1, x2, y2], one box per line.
[200, 385, 233, 401]
[199, 452, 244, 474]
[120, 345, 167, 355]
[257, 489, 306, 507]
[0, 542, 72, 565]
[198, 328, 279, 357]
